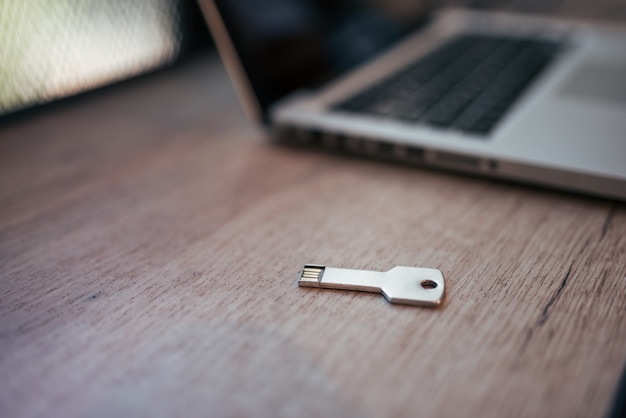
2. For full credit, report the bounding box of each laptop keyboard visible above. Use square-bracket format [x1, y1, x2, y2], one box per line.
[334, 34, 562, 136]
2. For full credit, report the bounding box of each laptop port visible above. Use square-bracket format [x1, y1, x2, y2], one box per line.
[322, 133, 343, 149]
[434, 151, 482, 170]
[406, 146, 424, 160]
[344, 137, 363, 153]
[377, 142, 395, 157]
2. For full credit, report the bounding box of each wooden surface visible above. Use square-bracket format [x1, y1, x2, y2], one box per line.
[1, 54, 625, 418]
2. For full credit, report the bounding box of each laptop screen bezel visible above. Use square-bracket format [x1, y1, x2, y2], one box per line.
[198, 0, 266, 123]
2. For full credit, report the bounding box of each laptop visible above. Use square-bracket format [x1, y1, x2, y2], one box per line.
[198, 0, 626, 200]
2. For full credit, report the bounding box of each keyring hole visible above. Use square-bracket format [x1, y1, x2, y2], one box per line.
[420, 280, 438, 290]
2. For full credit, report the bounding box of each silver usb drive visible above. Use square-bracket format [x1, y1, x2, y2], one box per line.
[298, 264, 445, 307]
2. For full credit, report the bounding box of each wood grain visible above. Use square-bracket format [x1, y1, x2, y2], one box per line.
[1, 55, 625, 418]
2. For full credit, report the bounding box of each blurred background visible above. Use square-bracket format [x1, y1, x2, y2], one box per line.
[1, 0, 625, 119]
[0, 0, 212, 118]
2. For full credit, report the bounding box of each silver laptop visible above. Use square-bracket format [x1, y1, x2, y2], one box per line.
[199, 0, 626, 200]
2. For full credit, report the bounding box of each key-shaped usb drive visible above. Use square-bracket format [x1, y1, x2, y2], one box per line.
[298, 264, 445, 307]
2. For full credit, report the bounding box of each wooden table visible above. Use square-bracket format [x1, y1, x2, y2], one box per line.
[1, 54, 625, 418]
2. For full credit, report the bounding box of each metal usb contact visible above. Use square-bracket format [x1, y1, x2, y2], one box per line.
[298, 264, 445, 307]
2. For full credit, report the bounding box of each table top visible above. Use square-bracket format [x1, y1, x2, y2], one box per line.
[1, 54, 625, 418]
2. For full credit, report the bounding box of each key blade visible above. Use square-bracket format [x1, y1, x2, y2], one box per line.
[298, 265, 383, 293]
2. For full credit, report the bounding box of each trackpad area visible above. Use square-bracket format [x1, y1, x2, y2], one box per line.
[560, 62, 626, 105]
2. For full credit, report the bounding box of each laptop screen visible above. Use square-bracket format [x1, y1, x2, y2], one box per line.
[212, 0, 427, 122]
